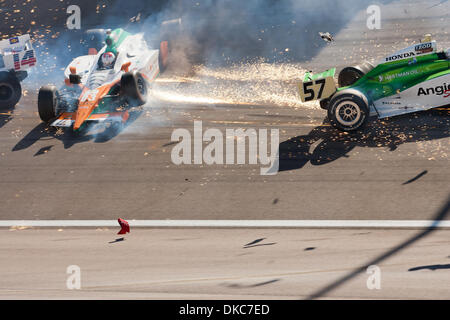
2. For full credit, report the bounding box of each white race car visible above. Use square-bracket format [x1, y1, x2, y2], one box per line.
[0, 34, 36, 108]
[37, 24, 178, 133]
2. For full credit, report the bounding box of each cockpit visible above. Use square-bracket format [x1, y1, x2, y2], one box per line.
[98, 51, 117, 70]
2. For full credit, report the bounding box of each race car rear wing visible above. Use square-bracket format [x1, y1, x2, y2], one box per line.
[378, 41, 437, 65]
[298, 68, 337, 103]
[0, 35, 36, 72]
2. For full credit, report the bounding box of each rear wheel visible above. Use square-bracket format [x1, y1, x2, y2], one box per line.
[327, 90, 370, 131]
[338, 61, 374, 87]
[38, 86, 59, 122]
[121, 70, 148, 106]
[0, 72, 21, 109]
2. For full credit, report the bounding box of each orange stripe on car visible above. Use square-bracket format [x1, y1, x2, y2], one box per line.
[73, 81, 119, 130]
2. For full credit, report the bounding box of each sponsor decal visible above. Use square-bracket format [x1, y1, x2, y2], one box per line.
[417, 83, 450, 97]
[9, 37, 19, 44]
[52, 119, 74, 127]
[408, 57, 418, 65]
[20, 50, 36, 67]
[13, 53, 20, 70]
[378, 69, 421, 82]
[382, 101, 402, 105]
[13, 50, 36, 70]
[415, 43, 433, 54]
[385, 51, 415, 62]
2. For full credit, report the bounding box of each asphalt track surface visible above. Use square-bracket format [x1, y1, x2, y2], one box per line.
[2, 228, 450, 299]
[0, 0, 449, 299]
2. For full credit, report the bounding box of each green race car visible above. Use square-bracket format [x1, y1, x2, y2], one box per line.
[298, 36, 450, 131]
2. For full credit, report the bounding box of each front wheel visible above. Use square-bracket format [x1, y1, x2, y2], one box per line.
[327, 90, 370, 131]
[38, 86, 59, 122]
[121, 70, 148, 106]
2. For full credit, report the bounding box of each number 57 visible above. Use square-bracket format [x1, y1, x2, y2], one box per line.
[298, 77, 336, 103]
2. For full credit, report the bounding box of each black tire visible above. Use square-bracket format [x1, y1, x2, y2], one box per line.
[121, 70, 148, 105]
[38, 86, 58, 122]
[327, 89, 370, 131]
[0, 72, 22, 109]
[338, 61, 374, 87]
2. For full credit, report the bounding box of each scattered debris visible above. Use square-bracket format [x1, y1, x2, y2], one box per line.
[243, 238, 276, 248]
[319, 32, 334, 43]
[109, 237, 125, 244]
[402, 170, 428, 185]
[9, 225, 32, 231]
[34, 145, 53, 156]
[244, 238, 266, 247]
[408, 264, 450, 271]
[117, 218, 130, 235]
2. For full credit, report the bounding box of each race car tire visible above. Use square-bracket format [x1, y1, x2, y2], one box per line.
[38, 86, 59, 122]
[327, 89, 370, 131]
[121, 70, 148, 106]
[338, 61, 374, 87]
[0, 72, 22, 109]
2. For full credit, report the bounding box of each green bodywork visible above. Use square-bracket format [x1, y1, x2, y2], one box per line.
[90, 28, 132, 117]
[337, 53, 450, 102]
[304, 68, 336, 81]
[105, 28, 130, 55]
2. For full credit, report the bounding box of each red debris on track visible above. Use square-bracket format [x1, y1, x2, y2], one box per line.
[117, 218, 130, 235]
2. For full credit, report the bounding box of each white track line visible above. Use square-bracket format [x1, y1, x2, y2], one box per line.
[0, 220, 450, 228]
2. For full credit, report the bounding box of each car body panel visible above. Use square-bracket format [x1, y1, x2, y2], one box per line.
[0, 34, 36, 72]
[374, 72, 450, 118]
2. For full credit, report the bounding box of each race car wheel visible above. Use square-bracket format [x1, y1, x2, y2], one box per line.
[121, 70, 148, 106]
[327, 90, 370, 131]
[0, 72, 21, 109]
[38, 86, 59, 122]
[338, 61, 374, 87]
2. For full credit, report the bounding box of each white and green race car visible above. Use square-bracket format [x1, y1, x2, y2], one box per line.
[298, 36, 450, 131]
[37, 23, 179, 134]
